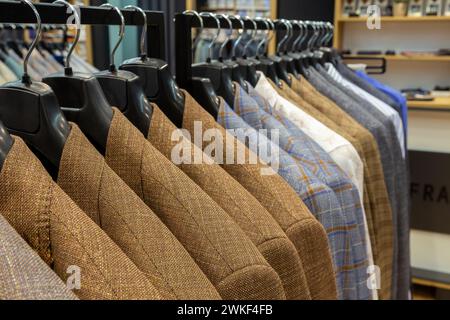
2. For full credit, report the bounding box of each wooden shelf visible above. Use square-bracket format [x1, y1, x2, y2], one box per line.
[344, 54, 450, 62]
[408, 97, 450, 110]
[338, 16, 450, 23]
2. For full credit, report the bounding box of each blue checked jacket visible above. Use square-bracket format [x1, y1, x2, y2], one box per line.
[246, 84, 371, 300]
[217, 85, 366, 300]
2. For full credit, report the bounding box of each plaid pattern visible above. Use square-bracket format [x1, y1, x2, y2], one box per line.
[291, 76, 394, 300]
[246, 84, 371, 300]
[218, 85, 366, 300]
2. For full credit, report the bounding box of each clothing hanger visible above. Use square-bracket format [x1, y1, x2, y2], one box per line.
[119, 10, 185, 128]
[0, 0, 70, 176]
[288, 20, 305, 77]
[93, 5, 152, 136]
[42, 0, 112, 155]
[254, 19, 281, 87]
[190, 12, 235, 107]
[217, 14, 248, 91]
[0, 120, 13, 171]
[181, 10, 221, 118]
[270, 19, 291, 86]
[229, 15, 260, 87]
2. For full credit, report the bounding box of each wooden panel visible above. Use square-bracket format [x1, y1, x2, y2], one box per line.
[408, 97, 450, 110]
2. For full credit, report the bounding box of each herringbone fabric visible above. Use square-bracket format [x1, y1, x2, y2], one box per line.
[180, 90, 337, 300]
[0, 215, 78, 300]
[0, 137, 162, 300]
[290, 76, 393, 300]
[103, 110, 285, 301]
[144, 107, 311, 300]
[58, 124, 221, 300]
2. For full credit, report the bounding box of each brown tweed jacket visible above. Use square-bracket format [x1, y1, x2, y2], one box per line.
[280, 75, 393, 299]
[57, 124, 221, 300]
[0, 215, 78, 300]
[0, 137, 162, 300]
[145, 105, 310, 300]
[180, 90, 337, 300]
[102, 110, 285, 300]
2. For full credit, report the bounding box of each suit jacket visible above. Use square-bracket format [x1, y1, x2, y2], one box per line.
[102, 110, 286, 300]
[144, 107, 310, 300]
[244, 84, 374, 299]
[0, 137, 162, 300]
[302, 72, 396, 299]
[286, 74, 393, 300]
[313, 66, 409, 299]
[220, 88, 367, 300]
[57, 124, 221, 300]
[180, 90, 337, 300]
[0, 215, 78, 300]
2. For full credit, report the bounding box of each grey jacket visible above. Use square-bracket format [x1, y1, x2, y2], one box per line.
[0, 215, 78, 300]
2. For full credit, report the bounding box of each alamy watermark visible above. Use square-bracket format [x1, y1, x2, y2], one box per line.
[170, 122, 280, 176]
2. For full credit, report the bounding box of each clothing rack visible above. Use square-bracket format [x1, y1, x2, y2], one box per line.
[0, 0, 166, 60]
[174, 13, 289, 89]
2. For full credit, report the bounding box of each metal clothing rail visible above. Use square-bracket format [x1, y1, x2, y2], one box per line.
[174, 13, 285, 90]
[0, 0, 166, 60]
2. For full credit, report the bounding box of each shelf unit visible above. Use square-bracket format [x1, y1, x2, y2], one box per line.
[345, 54, 450, 62]
[408, 97, 450, 110]
[334, 0, 450, 49]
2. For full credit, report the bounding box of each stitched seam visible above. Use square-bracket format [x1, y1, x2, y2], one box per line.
[215, 264, 275, 289]
[52, 209, 119, 299]
[143, 176, 234, 274]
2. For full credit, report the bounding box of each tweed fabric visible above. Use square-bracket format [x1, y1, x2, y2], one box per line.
[222, 87, 368, 300]
[0, 215, 78, 300]
[102, 111, 285, 300]
[293, 75, 393, 300]
[145, 107, 311, 300]
[0, 137, 162, 300]
[57, 124, 221, 300]
[180, 90, 337, 300]
[312, 66, 408, 299]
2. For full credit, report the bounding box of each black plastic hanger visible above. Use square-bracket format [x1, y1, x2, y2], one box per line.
[43, 0, 112, 155]
[0, 0, 70, 176]
[253, 19, 281, 87]
[94, 5, 152, 136]
[270, 19, 291, 86]
[218, 14, 247, 91]
[281, 20, 299, 79]
[120, 13, 185, 128]
[180, 10, 220, 119]
[231, 16, 261, 87]
[0, 120, 13, 171]
[289, 20, 307, 77]
[190, 12, 235, 107]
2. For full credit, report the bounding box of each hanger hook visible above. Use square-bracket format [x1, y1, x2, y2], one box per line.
[229, 15, 244, 59]
[100, 4, 125, 72]
[216, 14, 232, 61]
[317, 22, 326, 47]
[53, 0, 80, 76]
[325, 22, 334, 47]
[291, 20, 303, 52]
[306, 21, 316, 50]
[199, 12, 221, 62]
[255, 17, 269, 57]
[283, 20, 294, 53]
[18, 0, 41, 85]
[242, 16, 257, 58]
[183, 10, 204, 60]
[265, 19, 275, 55]
[124, 5, 147, 60]
[276, 19, 289, 54]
